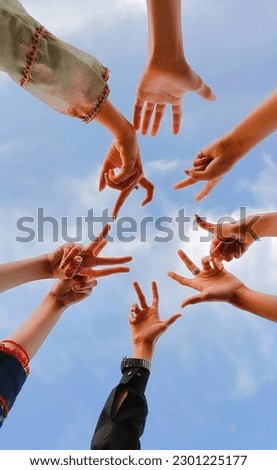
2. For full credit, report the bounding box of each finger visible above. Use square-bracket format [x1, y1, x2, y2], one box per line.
[225, 248, 235, 262]
[218, 243, 232, 261]
[129, 303, 140, 322]
[60, 244, 83, 269]
[211, 258, 224, 271]
[109, 154, 140, 185]
[73, 278, 98, 290]
[64, 255, 83, 278]
[181, 293, 205, 308]
[172, 103, 182, 135]
[173, 175, 197, 190]
[195, 178, 221, 202]
[234, 241, 242, 259]
[151, 281, 159, 307]
[99, 158, 113, 191]
[75, 268, 95, 281]
[164, 313, 182, 327]
[105, 170, 141, 191]
[93, 238, 107, 256]
[99, 170, 107, 191]
[210, 236, 221, 256]
[133, 281, 148, 309]
[194, 214, 216, 234]
[72, 286, 94, 296]
[201, 256, 213, 270]
[150, 104, 166, 136]
[196, 81, 216, 101]
[86, 224, 111, 253]
[112, 185, 134, 220]
[210, 240, 225, 258]
[141, 102, 155, 135]
[191, 163, 208, 172]
[193, 156, 212, 167]
[60, 242, 75, 259]
[139, 177, 155, 206]
[133, 97, 144, 130]
[177, 249, 200, 275]
[167, 271, 195, 288]
[91, 266, 130, 278]
[94, 255, 132, 266]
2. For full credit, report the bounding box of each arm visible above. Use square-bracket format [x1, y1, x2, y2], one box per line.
[133, 0, 215, 136]
[174, 90, 277, 199]
[0, 243, 84, 294]
[0, 274, 95, 426]
[0, 1, 109, 123]
[168, 250, 277, 323]
[0, 224, 132, 294]
[0, 1, 150, 191]
[91, 281, 181, 450]
[195, 212, 277, 262]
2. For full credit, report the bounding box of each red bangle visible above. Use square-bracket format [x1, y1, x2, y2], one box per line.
[0, 340, 30, 375]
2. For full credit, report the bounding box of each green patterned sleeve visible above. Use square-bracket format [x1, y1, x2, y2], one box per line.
[0, 0, 110, 122]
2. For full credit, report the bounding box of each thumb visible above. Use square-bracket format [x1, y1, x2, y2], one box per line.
[165, 313, 182, 328]
[181, 293, 205, 308]
[195, 214, 216, 234]
[196, 81, 216, 101]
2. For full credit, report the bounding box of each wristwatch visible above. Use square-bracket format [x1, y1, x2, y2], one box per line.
[121, 356, 151, 374]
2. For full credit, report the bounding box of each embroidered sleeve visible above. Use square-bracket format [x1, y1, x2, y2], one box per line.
[0, 340, 29, 427]
[0, 340, 30, 376]
[0, 0, 110, 122]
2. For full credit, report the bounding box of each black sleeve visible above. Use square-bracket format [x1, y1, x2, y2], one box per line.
[91, 367, 150, 450]
[0, 351, 28, 427]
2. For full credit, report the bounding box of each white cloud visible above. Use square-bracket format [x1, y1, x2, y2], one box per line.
[22, 0, 146, 40]
[146, 159, 179, 172]
[0, 141, 22, 155]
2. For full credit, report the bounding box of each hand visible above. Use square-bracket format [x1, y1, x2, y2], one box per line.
[133, 60, 215, 136]
[195, 214, 259, 262]
[99, 134, 154, 219]
[49, 274, 97, 308]
[168, 250, 245, 308]
[47, 243, 84, 279]
[129, 281, 181, 348]
[80, 224, 132, 277]
[174, 136, 243, 201]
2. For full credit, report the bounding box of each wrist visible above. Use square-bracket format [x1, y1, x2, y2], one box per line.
[224, 126, 256, 160]
[30, 253, 53, 280]
[147, 54, 187, 74]
[220, 133, 247, 163]
[229, 284, 251, 310]
[132, 341, 155, 362]
[45, 292, 67, 311]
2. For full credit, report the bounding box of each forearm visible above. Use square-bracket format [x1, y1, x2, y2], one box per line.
[245, 212, 277, 239]
[7, 294, 65, 359]
[226, 91, 277, 157]
[0, 254, 51, 293]
[146, 0, 185, 63]
[132, 341, 155, 362]
[232, 286, 277, 322]
[95, 99, 134, 138]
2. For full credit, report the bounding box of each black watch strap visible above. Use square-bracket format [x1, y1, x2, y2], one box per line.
[121, 356, 151, 374]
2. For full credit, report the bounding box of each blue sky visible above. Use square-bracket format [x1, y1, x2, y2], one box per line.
[0, 0, 277, 450]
